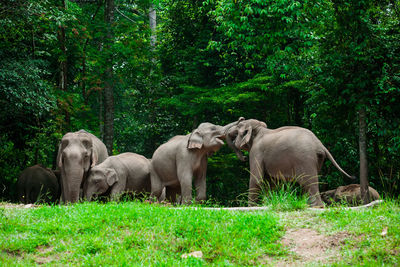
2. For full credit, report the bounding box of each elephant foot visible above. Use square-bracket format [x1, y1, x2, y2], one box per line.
[309, 199, 325, 208]
[247, 200, 258, 207]
[310, 204, 325, 208]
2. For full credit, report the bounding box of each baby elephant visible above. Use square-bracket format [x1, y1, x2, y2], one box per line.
[17, 164, 60, 204]
[321, 184, 380, 206]
[83, 152, 151, 201]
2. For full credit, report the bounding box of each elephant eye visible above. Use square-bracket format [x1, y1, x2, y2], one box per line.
[61, 139, 69, 148]
[82, 139, 91, 148]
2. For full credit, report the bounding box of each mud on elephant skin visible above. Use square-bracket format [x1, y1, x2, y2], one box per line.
[57, 130, 108, 204]
[321, 184, 380, 206]
[150, 119, 244, 205]
[17, 164, 60, 204]
[83, 152, 152, 201]
[226, 119, 355, 207]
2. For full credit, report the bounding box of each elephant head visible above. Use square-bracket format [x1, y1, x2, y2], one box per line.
[57, 130, 100, 203]
[187, 118, 245, 154]
[226, 119, 267, 161]
[83, 167, 117, 201]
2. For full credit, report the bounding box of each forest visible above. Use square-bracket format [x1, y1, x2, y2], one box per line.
[1, 0, 399, 205]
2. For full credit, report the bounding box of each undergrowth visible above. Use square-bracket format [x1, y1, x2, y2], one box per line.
[259, 176, 309, 211]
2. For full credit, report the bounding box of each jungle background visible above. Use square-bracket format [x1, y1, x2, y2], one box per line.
[1, 0, 399, 205]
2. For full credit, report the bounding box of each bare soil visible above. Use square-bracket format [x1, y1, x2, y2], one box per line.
[276, 228, 350, 266]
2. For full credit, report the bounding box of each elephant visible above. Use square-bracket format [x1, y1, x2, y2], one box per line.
[57, 130, 108, 203]
[226, 119, 355, 207]
[321, 184, 380, 206]
[83, 152, 151, 201]
[17, 164, 60, 204]
[150, 119, 244, 204]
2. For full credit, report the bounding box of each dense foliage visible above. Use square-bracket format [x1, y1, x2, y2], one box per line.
[0, 0, 399, 204]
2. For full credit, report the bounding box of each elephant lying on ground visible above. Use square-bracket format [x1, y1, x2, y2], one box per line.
[150, 119, 243, 204]
[226, 119, 355, 207]
[57, 130, 108, 203]
[321, 184, 380, 206]
[83, 152, 151, 201]
[17, 165, 60, 204]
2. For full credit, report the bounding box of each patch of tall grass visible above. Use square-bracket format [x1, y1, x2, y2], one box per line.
[258, 175, 309, 211]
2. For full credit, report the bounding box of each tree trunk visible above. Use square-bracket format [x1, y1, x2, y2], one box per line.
[103, 0, 115, 155]
[149, 4, 157, 51]
[81, 3, 102, 104]
[358, 103, 370, 204]
[57, 0, 70, 129]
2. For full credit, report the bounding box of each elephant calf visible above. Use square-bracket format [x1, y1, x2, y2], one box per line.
[17, 164, 60, 204]
[321, 184, 380, 206]
[83, 152, 151, 201]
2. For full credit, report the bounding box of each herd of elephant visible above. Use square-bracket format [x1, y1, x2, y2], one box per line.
[17, 118, 380, 207]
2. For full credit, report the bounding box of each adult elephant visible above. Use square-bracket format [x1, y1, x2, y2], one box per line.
[226, 119, 355, 207]
[150, 119, 244, 204]
[17, 164, 60, 204]
[57, 130, 108, 203]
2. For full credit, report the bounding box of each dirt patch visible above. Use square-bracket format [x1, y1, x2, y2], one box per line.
[277, 228, 350, 266]
[0, 202, 39, 209]
[34, 246, 59, 265]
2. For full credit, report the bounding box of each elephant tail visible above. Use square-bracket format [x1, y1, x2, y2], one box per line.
[323, 147, 356, 180]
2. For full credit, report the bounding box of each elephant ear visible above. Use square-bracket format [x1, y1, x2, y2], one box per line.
[57, 147, 63, 169]
[105, 168, 118, 186]
[187, 129, 203, 149]
[239, 125, 253, 149]
[90, 148, 99, 167]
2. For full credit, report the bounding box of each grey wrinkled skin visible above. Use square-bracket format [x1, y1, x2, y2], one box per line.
[83, 152, 151, 201]
[150, 119, 243, 205]
[321, 184, 380, 206]
[57, 130, 108, 204]
[226, 119, 354, 207]
[17, 164, 60, 204]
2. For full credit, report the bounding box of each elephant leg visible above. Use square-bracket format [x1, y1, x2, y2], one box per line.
[166, 186, 181, 203]
[298, 172, 324, 207]
[150, 170, 164, 202]
[177, 164, 193, 205]
[248, 158, 265, 206]
[194, 158, 207, 203]
[179, 178, 193, 205]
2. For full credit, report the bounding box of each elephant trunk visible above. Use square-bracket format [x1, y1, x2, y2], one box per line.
[226, 127, 247, 162]
[61, 168, 84, 204]
[84, 191, 93, 202]
[221, 117, 245, 136]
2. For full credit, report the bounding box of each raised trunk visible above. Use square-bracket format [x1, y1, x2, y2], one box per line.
[221, 117, 244, 135]
[224, 118, 247, 161]
[358, 103, 370, 204]
[226, 128, 247, 161]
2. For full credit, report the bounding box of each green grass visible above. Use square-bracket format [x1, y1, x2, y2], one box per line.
[319, 199, 400, 266]
[1, 198, 399, 266]
[259, 177, 309, 211]
[0, 201, 284, 266]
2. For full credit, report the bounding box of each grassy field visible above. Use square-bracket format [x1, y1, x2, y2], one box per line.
[1, 199, 399, 266]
